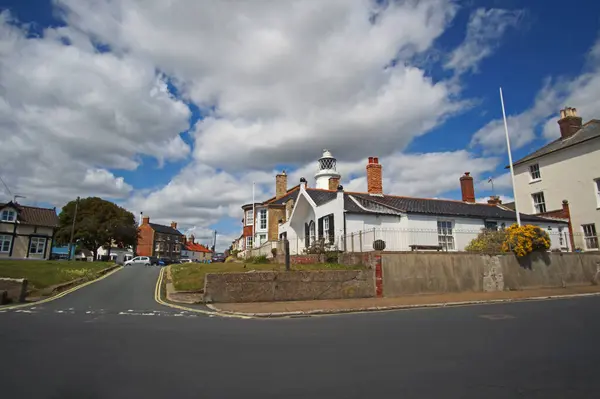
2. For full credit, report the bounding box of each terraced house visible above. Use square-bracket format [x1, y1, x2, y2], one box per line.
[508, 107, 600, 251]
[0, 201, 59, 259]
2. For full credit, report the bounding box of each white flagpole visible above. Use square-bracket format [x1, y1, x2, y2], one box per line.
[252, 182, 256, 248]
[500, 87, 521, 226]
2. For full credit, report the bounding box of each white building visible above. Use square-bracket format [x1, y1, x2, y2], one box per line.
[510, 107, 600, 251]
[278, 151, 568, 254]
[96, 245, 134, 263]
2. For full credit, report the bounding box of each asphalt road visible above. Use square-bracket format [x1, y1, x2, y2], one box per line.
[1, 265, 599, 399]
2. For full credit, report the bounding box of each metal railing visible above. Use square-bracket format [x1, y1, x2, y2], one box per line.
[279, 228, 590, 254]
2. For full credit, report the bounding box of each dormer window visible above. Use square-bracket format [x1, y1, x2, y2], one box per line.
[1, 209, 16, 222]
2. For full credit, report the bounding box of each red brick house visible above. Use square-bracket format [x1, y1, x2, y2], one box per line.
[137, 216, 183, 259]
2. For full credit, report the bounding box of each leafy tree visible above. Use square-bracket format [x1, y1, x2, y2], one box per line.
[55, 197, 138, 260]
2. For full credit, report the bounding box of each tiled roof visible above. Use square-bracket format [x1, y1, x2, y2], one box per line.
[511, 120, 600, 167]
[346, 193, 566, 224]
[0, 202, 59, 227]
[305, 189, 337, 206]
[267, 186, 301, 205]
[149, 223, 182, 235]
[184, 242, 212, 253]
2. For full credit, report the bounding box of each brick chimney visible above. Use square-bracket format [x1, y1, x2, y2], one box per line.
[558, 107, 582, 139]
[190, 234, 195, 244]
[487, 195, 502, 205]
[328, 176, 340, 191]
[171, 221, 177, 229]
[366, 157, 383, 195]
[275, 171, 287, 199]
[142, 216, 150, 225]
[460, 172, 475, 203]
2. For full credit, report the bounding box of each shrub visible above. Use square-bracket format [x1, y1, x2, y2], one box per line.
[502, 224, 551, 257]
[465, 230, 507, 254]
[271, 248, 278, 257]
[251, 255, 269, 264]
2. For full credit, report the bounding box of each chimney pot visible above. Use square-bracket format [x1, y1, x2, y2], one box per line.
[558, 107, 582, 139]
[142, 216, 150, 225]
[487, 195, 502, 205]
[171, 221, 177, 229]
[459, 172, 475, 203]
[366, 156, 383, 195]
[337, 184, 344, 191]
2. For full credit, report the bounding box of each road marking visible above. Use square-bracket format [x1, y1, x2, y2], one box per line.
[153, 267, 252, 319]
[480, 314, 515, 320]
[0, 266, 123, 311]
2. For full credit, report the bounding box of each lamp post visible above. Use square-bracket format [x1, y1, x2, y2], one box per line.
[68, 196, 80, 260]
[499, 87, 521, 226]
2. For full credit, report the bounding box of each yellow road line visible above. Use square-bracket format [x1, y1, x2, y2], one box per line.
[1, 266, 123, 311]
[153, 267, 252, 319]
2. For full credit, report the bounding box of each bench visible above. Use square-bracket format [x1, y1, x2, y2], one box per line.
[409, 244, 443, 252]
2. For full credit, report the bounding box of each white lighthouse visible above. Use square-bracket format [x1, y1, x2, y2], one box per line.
[314, 149, 341, 190]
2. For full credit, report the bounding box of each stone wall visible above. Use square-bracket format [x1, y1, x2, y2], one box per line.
[204, 270, 374, 303]
[0, 278, 28, 303]
[378, 251, 600, 297]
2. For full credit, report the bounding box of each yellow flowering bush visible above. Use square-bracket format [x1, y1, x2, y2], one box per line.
[502, 224, 551, 257]
[465, 230, 507, 253]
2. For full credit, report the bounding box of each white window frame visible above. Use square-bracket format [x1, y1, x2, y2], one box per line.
[1, 209, 16, 222]
[323, 217, 330, 243]
[532, 192, 546, 213]
[594, 178, 600, 208]
[582, 224, 598, 250]
[29, 237, 47, 256]
[246, 236, 253, 249]
[0, 234, 12, 253]
[246, 210, 254, 226]
[259, 234, 267, 245]
[309, 221, 316, 245]
[529, 163, 541, 181]
[437, 220, 455, 251]
[259, 209, 267, 230]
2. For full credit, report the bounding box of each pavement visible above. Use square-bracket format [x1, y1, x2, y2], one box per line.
[1, 265, 600, 398]
[210, 285, 600, 316]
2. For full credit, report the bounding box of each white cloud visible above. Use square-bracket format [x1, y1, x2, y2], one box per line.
[56, 0, 463, 171]
[471, 36, 600, 154]
[446, 8, 523, 75]
[0, 11, 190, 204]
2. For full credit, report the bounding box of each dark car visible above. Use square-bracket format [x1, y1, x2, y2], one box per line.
[211, 253, 226, 262]
[158, 257, 174, 266]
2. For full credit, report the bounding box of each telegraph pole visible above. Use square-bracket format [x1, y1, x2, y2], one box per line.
[68, 196, 80, 260]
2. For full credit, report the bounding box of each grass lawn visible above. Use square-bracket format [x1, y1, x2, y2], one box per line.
[170, 261, 366, 292]
[0, 260, 112, 290]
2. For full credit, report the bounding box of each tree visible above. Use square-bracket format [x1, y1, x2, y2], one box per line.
[55, 197, 138, 260]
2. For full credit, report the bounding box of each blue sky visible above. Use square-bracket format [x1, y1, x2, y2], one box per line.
[1, 0, 599, 249]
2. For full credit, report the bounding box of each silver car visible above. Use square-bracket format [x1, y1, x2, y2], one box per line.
[124, 256, 151, 267]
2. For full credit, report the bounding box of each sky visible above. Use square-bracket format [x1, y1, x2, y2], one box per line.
[0, 0, 599, 250]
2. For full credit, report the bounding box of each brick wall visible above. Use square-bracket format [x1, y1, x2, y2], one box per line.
[366, 157, 383, 194]
[137, 224, 155, 256]
[268, 207, 285, 241]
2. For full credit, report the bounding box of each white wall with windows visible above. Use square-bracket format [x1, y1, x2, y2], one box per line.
[513, 136, 600, 250]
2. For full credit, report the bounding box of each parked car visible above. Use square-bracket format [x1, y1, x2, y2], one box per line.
[179, 259, 193, 264]
[211, 253, 226, 262]
[124, 256, 152, 267]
